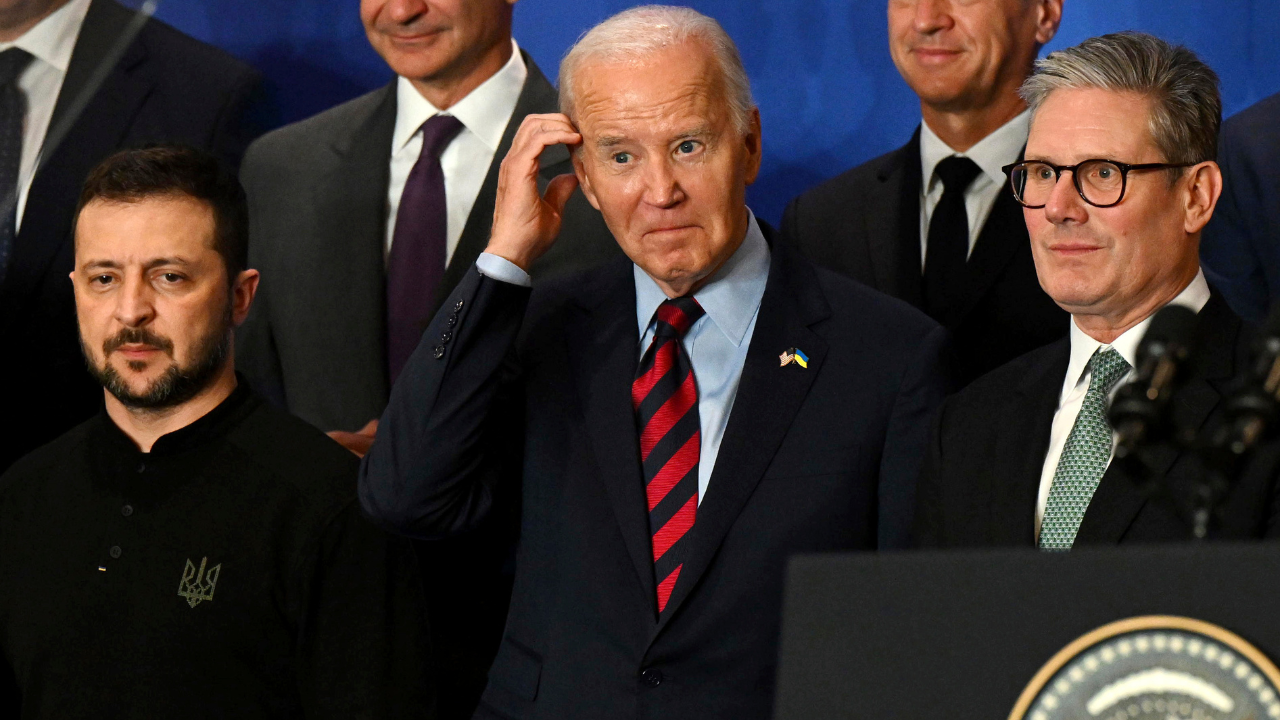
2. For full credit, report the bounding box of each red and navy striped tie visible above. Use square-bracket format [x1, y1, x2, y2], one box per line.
[632, 296, 705, 615]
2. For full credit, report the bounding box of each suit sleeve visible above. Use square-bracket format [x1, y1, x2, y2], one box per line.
[878, 324, 952, 549]
[293, 502, 434, 720]
[912, 396, 952, 548]
[359, 265, 530, 538]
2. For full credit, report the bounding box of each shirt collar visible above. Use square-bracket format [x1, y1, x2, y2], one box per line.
[634, 209, 771, 348]
[1061, 267, 1212, 400]
[94, 376, 256, 458]
[920, 109, 1030, 193]
[0, 0, 91, 73]
[392, 38, 527, 153]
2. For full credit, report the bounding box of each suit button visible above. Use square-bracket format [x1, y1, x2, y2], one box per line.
[433, 345, 445, 360]
[109, 545, 122, 559]
[454, 299, 464, 312]
[440, 330, 452, 344]
[447, 314, 457, 327]
[640, 668, 663, 687]
[121, 505, 133, 517]
[137, 462, 145, 473]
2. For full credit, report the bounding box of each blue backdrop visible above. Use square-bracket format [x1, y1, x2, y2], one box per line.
[134, 0, 1280, 225]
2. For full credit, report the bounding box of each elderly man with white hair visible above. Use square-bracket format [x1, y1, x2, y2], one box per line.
[359, 6, 948, 718]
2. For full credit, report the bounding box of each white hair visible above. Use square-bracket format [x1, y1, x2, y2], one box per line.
[558, 5, 755, 133]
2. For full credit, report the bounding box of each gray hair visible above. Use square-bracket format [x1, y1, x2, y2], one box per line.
[1020, 31, 1221, 166]
[558, 5, 755, 133]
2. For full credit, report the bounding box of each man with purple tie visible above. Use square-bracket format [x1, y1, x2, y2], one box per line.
[235, 1, 620, 717]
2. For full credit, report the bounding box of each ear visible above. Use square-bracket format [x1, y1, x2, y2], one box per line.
[1183, 160, 1223, 235]
[571, 148, 601, 211]
[230, 268, 261, 326]
[743, 107, 763, 186]
[1034, 0, 1064, 45]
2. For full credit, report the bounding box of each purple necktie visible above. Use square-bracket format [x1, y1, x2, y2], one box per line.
[387, 113, 464, 384]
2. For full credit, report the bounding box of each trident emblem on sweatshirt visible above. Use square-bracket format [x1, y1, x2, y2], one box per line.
[177, 556, 222, 608]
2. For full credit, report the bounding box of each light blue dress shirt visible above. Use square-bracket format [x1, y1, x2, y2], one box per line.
[477, 210, 771, 504]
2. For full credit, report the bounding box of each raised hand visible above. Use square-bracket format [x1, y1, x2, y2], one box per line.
[486, 113, 583, 270]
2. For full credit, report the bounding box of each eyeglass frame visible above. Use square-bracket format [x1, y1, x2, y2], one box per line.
[1000, 159, 1196, 209]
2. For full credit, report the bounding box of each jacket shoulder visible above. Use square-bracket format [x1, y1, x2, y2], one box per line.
[811, 260, 936, 343]
[243, 87, 391, 170]
[136, 15, 258, 88]
[0, 418, 97, 495]
[225, 398, 362, 506]
[787, 142, 910, 223]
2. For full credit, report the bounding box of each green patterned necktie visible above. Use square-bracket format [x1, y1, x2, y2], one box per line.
[1039, 347, 1132, 550]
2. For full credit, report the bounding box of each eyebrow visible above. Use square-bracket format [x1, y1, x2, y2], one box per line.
[594, 126, 714, 149]
[81, 257, 192, 272]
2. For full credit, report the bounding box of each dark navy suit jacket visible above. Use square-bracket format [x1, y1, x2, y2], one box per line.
[358, 230, 949, 720]
[1202, 92, 1280, 323]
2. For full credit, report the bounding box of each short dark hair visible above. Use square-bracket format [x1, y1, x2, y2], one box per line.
[75, 144, 249, 279]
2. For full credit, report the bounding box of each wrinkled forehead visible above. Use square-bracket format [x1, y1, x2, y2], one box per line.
[74, 196, 218, 265]
[571, 44, 731, 141]
[1027, 87, 1159, 161]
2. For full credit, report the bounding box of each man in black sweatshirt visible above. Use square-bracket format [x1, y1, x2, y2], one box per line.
[0, 146, 433, 719]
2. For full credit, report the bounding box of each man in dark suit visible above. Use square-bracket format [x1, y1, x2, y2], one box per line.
[916, 33, 1280, 549]
[236, 2, 619, 716]
[0, 0, 261, 473]
[236, 0, 620, 445]
[359, 7, 949, 719]
[1200, 91, 1280, 324]
[783, 0, 1067, 386]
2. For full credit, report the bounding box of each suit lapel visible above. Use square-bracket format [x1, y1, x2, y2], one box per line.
[655, 235, 831, 632]
[307, 85, 397, 390]
[1077, 294, 1237, 542]
[2, 0, 150, 306]
[875, 130, 924, 307]
[952, 183, 1027, 322]
[438, 53, 564, 312]
[987, 339, 1070, 545]
[565, 260, 656, 608]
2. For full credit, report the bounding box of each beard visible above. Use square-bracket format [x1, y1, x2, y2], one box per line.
[82, 308, 232, 411]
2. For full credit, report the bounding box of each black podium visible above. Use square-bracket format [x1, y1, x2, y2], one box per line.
[773, 544, 1280, 719]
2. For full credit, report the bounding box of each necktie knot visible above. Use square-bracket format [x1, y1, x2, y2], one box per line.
[1087, 347, 1132, 397]
[0, 48, 32, 87]
[418, 114, 464, 160]
[934, 155, 983, 195]
[652, 297, 705, 339]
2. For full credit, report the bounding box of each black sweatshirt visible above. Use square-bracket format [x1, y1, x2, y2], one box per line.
[0, 381, 434, 719]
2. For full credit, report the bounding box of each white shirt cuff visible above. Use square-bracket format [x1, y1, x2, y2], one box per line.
[476, 252, 532, 287]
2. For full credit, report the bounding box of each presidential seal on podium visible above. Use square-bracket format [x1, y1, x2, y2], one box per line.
[1010, 616, 1280, 720]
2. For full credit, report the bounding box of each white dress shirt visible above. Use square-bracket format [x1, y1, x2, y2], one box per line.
[385, 38, 527, 264]
[476, 210, 772, 503]
[1034, 270, 1213, 539]
[0, 0, 91, 230]
[918, 110, 1029, 267]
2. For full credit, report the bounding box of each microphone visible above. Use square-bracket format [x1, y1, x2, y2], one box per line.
[1195, 307, 1280, 535]
[1108, 305, 1201, 470]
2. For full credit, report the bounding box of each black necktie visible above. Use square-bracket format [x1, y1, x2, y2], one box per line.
[0, 47, 30, 285]
[922, 155, 982, 324]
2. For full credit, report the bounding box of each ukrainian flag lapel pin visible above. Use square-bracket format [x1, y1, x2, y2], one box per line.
[779, 348, 808, 368]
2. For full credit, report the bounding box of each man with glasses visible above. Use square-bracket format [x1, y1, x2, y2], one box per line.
[916, 32, 1280, 548]
[783, 0, 1067, 387]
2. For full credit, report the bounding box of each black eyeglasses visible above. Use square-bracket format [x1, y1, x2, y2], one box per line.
[1001, 159, 1194, 209]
